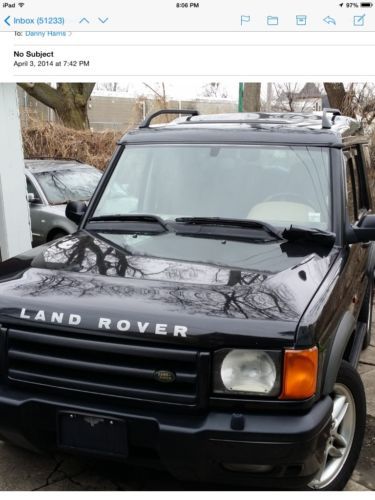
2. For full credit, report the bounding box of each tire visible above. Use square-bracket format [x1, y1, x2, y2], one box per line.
[48, 230, 68, 242]
[359, 283, 373, 350]
[308, 361, 366, 491]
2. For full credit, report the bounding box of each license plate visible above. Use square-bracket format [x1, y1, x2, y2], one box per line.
[58, 412, 128, 458]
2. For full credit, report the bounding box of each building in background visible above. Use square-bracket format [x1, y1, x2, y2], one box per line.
[273, 83, 328, 113]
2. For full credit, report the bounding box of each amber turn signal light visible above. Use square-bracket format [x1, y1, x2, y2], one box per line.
[279, 347, 318, 400]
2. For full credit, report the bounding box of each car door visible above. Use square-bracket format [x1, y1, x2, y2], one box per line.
[343, 143, 372, 316]
[26, 175, 47, 246]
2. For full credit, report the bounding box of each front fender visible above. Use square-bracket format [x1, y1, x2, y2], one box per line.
[46, 216, 77, 239]
[321, 310, 356, 395]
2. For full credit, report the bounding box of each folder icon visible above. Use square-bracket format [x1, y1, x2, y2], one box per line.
[267, 16, 279, 25]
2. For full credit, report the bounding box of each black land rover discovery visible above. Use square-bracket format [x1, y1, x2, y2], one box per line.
[0, 109, 373, 490]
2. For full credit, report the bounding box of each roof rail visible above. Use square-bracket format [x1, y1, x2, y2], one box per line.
[181, 119, 290, 125]
[322, 108, 342, 129]
[139, 109, 199, 128]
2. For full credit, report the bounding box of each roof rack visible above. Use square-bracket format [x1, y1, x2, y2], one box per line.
[139, 109, 199, 128]
[181, 112, 329, 127]
[322, 108, 342, 129]
[181, 119, 292, 125]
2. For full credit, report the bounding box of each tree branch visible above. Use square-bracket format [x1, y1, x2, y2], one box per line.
[17, 82, 60, 110]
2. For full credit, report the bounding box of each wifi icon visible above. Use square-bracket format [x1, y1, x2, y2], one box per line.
[18, 2, 25, 6]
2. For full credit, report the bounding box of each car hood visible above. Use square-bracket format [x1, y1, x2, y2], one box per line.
[0, 230, 338, 348]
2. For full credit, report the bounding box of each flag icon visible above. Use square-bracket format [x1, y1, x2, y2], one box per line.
[240, 15, 250, 26]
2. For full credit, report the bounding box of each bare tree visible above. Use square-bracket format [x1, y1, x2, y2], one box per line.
[201, 82, 228, 99]
[141, 82, 181, 124]
[273, 83, 301, 112]
[324, 83, 347, 110]
[323, 82, 375, 125]
[243, 83, 261, 112]
[18, 83, 95, 130]
[323, 82, 356, 117]
[142, 82, 168, 108]
[96, 82, 119, 92]
[96, 82, 134, 93]
[272, 83, 323, 112]
[347, 83, 375, 127]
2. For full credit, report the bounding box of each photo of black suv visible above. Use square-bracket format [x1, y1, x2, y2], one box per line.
[0, 108, 373, 490]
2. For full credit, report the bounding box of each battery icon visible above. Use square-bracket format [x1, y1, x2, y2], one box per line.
[360, 2, 373, 6]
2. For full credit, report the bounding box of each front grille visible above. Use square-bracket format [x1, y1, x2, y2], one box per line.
[6, 327, 210, 408]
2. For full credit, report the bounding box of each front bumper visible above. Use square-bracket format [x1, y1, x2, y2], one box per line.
[0, 386, 333, 488]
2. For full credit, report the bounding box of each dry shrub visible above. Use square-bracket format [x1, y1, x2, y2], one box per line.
[22, 122, 123, 171]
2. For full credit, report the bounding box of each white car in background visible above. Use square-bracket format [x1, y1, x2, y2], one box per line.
[25, 158, 102, 246]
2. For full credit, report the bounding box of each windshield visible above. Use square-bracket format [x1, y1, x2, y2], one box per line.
[36, 167, 102, 205]
[92, 144, 331, 230]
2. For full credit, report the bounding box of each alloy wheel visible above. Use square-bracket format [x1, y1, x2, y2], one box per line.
[308, 383, 356, 489]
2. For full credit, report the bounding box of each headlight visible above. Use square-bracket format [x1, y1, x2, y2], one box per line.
[213, 349, 281, 396]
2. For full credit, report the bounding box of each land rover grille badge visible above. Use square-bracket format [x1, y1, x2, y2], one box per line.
[154, 370, 176, 383]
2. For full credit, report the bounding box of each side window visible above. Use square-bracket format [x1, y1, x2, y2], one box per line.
[344, 154, 357, 223]
[363, 144, 372, 169]
[363, 144, 374, 208]
[344, 146, 369, 224]
[26, 177, 41, 202]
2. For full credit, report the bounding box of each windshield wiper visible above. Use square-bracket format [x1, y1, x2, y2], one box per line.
[174, 217, 282, 240]
[88, 214, 169, 232]
[282, 225, 336, 247]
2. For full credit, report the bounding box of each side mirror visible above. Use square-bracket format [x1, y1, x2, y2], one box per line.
[27, 193, 42, 204]
[346, 214, 375, 244]
[66, 201, 87, 225]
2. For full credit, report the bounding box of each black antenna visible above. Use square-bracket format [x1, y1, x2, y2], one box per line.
[139, 109, 199, 128]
